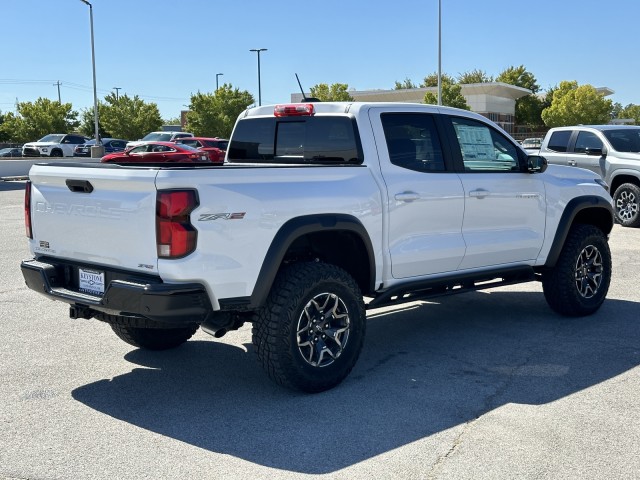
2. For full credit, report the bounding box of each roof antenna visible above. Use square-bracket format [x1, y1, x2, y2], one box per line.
[295, 73, 321, 102]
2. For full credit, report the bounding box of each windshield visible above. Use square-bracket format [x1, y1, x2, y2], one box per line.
[603, 129, 640, 153]
[38, 134, 65, 143]
[141, 132, 173, 142]
[177, 144, 200, 152]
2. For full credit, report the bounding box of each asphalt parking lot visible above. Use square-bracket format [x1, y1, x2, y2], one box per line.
[1, 179, 639, 480]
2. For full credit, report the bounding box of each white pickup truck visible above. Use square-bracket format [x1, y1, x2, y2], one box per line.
[21, 102, 615, 392]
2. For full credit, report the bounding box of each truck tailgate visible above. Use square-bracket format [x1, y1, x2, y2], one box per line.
[28, 164, 160, 274]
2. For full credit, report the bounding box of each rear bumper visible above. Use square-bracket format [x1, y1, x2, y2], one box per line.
[21, 258, 213, 325]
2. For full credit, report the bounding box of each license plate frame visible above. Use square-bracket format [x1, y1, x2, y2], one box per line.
[78, 267, 105, 296]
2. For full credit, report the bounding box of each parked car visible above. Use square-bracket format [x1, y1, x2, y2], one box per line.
[74, 138, 128, 157]
[22, 133, 89, 157]
[521, 137, 542, 151]
[125, 131, 194, 150]
[101, 141, 210, 163]
[538, 125, 640, 227]
[0, 147, 23, 157]
[175, 137, 229, 163]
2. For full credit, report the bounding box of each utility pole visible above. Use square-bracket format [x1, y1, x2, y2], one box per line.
[113, 87, 121, 101]
[437, 0, 442, 106]
[53, 81, 61, 103]
[216, 73, 223, 91]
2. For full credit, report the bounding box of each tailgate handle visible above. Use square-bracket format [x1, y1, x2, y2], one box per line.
[65, 179, 94, 193]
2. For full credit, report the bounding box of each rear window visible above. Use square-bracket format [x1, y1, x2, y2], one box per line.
[547, 130, 572, 152]
[227, 116, 362, 164]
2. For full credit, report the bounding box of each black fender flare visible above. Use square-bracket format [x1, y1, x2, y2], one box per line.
[248, 214, 376, 309]
[544, 195, 614, 267]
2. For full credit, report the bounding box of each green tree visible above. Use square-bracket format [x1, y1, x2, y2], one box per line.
[618, 104, 640, 124]
[458, 69, 493, 84]
[0, 98, 79, 143]
[394, 77, 417, 90]
[541, 81, 613, 127]
[497, 65, 543, 127]
[184, 84, 254, 139]
[611, 102, 623, 119]
[79, 104, 112, 138]
[309, 83, 354, 101]
[0, 110, 8, 142]
[98, 93, 163, 141]
[420, 72, 455, 88]
[163, 116, 182, 126]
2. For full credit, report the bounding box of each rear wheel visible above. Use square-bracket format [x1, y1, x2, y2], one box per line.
[110, 323, 199, 350]
[613, 183, 640, 227]
[252, 262, 366, 393]
[542, 224, 611, 316]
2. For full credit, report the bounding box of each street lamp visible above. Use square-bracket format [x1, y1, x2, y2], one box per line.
[437, 0, 442, 106]
[79, 0, 103, 156]
[113, 87, 121, 101]
[249, 48, 267, 106]
[216, 73, 224, 91]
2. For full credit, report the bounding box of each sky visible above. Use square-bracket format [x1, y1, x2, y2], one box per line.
[2, 0, 640, 120]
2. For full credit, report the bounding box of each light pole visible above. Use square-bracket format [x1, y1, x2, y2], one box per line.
[216, 73, 223, 91]
[437, 0, 442, 106]
[249, 48, 267, 106]
[113, 87, 121, 101]
[79, 0, 103, 156]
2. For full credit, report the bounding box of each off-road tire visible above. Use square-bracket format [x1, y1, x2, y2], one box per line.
[613, 183, 640, 227]
[110, 323, 199, 350]
[252, 262, 366, 393]
[542, 224, 611, 316]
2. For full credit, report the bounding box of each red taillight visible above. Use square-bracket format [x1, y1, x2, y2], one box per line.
[156, 190, 198, 258]
[25, 181, 32, 239]
[274, 103, 315, 117]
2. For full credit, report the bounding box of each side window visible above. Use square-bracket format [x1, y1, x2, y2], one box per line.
[574, 131, 603, 154]
[450, 117, 519, 172]
[381, 113, 445, 172]
[547, 130, 572, 152]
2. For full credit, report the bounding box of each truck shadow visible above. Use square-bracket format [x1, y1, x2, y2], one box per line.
[72, 291, 640, 474]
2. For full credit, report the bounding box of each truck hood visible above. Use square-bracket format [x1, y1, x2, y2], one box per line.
[610, 151, 640, 161]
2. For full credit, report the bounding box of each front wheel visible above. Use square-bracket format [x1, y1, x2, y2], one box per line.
[252, 262, 366, 393]
[613, 183, 640, 227]
[542, 224, 611, 316]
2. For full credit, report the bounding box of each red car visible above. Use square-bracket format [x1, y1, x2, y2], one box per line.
[101, 141, 210, 163]
[175, 137, 229, 163]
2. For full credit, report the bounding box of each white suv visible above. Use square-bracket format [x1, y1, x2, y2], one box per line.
[22, 133, 89, 157]
[125, 131, 194, 149]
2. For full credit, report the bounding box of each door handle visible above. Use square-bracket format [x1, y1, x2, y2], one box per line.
[568, 159, 577, 166]
[394, 192, 420, 202]
[469, 189, 489, 199]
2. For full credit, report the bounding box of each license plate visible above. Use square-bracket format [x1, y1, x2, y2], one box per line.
[78, 268, 105, 295]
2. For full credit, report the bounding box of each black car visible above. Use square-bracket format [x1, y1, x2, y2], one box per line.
[73, 138, 128, 157]
[0, 147, 23, 157]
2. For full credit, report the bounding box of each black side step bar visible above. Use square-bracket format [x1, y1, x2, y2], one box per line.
[367, 266, 537, 310]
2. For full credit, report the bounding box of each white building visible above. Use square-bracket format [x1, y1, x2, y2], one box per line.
[293, 82, 532, 133]
[292, 83, 617, 134]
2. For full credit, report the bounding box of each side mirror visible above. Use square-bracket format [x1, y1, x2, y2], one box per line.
[527, 155, 548, 174]
[585, 147, 605, 156]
